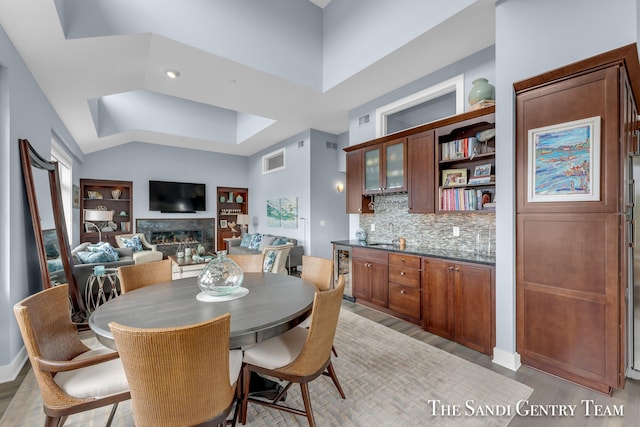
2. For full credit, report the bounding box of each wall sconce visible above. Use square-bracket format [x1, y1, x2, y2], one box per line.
[336, 183, 344, 193]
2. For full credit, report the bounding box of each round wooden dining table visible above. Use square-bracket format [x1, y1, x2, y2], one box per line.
[89, 272, 316, 350]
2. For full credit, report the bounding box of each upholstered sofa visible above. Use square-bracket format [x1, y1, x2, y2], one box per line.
[47, 242, 135, 304]
[225, 234, 303, 271]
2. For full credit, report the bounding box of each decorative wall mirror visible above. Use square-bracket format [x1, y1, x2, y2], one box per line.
[19, 138, 86, 323]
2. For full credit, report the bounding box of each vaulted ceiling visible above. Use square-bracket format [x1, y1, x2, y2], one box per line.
[0, 0, 495, 156]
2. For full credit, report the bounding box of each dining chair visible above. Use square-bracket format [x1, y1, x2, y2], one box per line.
[227, 253, 264, 273]
[13, 284, 130, 427]
[301, 255, 334, 291]
[110, 313, 243, 427]
[240, 276, 346, 427]
[117, 258, 172, 293]
[300, 255, 339, 357]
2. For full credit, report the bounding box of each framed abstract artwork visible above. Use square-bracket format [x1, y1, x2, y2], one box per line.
[527, 116, 600, 202]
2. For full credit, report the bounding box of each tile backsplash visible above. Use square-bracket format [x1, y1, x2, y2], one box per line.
[358, 193, 495, 255]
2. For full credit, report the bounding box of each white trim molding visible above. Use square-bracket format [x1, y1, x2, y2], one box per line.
[0, 346, 28, 384]
[375, 74, 465, 137]
[492, 347, 522, 372]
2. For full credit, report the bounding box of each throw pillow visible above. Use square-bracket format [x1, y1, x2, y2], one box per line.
[122, 235, 143, 252]
[248, 233, 263, 250]
[258, 235, 276, 251]
[76, 250, 112, 264]
[87, 242, 120, 261]
[272, 237, 289, 246]
[45, 243, 59, 259]
[240, 233, 253, 248]
[263, 250, 276, 272]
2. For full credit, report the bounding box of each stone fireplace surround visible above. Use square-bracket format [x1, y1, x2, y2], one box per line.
[136, 218, 215, 258]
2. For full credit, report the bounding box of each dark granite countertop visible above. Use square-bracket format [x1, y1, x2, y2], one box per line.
[331, 240, 495, 266]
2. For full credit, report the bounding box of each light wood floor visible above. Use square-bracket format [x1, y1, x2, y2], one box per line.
[2, 300, 639, 426]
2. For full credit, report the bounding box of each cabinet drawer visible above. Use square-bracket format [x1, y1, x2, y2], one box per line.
[389, 283, 421, 320]
[353, 247, 389, 263]
[388, 265, 421, 288]
[389, 253, 421, 269]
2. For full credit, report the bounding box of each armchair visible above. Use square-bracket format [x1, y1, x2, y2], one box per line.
[114, 233, 164, 264]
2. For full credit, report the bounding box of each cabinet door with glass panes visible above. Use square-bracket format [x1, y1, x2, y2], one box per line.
[363, 137, 407, 194]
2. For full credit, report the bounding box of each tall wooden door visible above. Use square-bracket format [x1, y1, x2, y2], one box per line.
[514, 44, 640, 394]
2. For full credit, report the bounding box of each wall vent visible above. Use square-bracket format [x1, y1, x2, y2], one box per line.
[325, 141, 337, 150]
[358, 114, 370, 126]
[297, 140, 304, 148]
[262, 147, 286, 175]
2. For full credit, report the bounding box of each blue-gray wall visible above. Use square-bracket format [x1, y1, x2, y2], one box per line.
[76, 141, 249, 247]
[0, 24, 84, 380]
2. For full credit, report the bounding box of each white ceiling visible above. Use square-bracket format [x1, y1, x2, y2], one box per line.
[0, 0, 495, 157]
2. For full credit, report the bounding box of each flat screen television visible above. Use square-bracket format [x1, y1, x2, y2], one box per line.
[149, 180, 206, 213]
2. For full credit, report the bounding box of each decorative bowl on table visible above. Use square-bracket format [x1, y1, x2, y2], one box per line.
[197, 250, 244, 296]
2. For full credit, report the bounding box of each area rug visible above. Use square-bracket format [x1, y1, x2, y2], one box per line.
[1, 310, 532, 426]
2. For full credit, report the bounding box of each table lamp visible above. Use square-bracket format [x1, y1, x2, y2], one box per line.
[237, 214, 250, 235]
[84, 209, 114, 242]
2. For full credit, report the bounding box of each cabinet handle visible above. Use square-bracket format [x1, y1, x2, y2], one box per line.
[400, 271, 405, 276]
[455, 267, 460, 272]
[448, 266, 454, 271]
[400, 289, 406, 294]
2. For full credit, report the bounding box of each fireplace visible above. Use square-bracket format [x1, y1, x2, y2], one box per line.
[136, 218, 215, 258]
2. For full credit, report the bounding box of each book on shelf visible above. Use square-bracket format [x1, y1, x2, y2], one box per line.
[468, 174, 495, 185]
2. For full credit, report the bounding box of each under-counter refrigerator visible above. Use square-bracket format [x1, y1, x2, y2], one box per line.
[333, 244, 354, 301]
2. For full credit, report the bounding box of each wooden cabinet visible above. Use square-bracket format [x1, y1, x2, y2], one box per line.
[79, 179, 132, 246]
[344, 106, 496, 214]
[407, 130, 435, 213]
[514, 44, 640, 393]
[388, 253, 422, 323]
[423, 258, 494, 355]
[363, 137, 407, 195]
[436, 112, 495, 212]
[345, 150, 373, 214]
[352, 247, 388, 306]
[216, 186, 248, 251]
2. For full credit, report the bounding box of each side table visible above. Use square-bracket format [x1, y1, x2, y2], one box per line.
[168, 254, 211, 279]
[85, 269, 120, 314]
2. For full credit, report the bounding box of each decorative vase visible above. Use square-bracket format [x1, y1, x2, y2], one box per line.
[219, 195, 226, 203]
[197, 244, 206, 256]
[235, 194, 244, 203]
[198, 250, 244, 296]
[111, 189, 122, 200]
[355, 228, 368, 242]
[468, 78, 495, 106]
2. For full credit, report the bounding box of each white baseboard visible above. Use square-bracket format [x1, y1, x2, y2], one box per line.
[0, 346, 27, 384]
[492, 347, 521, 371]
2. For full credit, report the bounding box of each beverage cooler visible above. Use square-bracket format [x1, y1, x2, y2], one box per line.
[333, 244, 354, 302]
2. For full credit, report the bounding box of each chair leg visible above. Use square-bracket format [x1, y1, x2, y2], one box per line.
[332, 345, 338, 357]
[326, 360, 346, 399]
[105, 403, 119, 427]
[44, 415, 62, 427]
[299, 382, 316, 427]
[240, 365, 251, 425]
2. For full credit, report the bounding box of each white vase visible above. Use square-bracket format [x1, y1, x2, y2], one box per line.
[111, 189, 122, 200]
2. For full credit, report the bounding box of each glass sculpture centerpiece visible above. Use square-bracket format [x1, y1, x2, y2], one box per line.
[198, 250, 244, 296]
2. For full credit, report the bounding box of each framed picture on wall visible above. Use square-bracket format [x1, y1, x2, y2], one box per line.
[220, 219, 228, 228]
[527, 116, 600, 202]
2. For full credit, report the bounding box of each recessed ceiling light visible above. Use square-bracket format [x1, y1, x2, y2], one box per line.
[164, 69, 180, 79]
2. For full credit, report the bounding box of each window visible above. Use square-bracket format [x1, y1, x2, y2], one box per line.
[262, 147, 286, 175]
[375, 75, 464, 137]
[51, 138, 73, 240]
